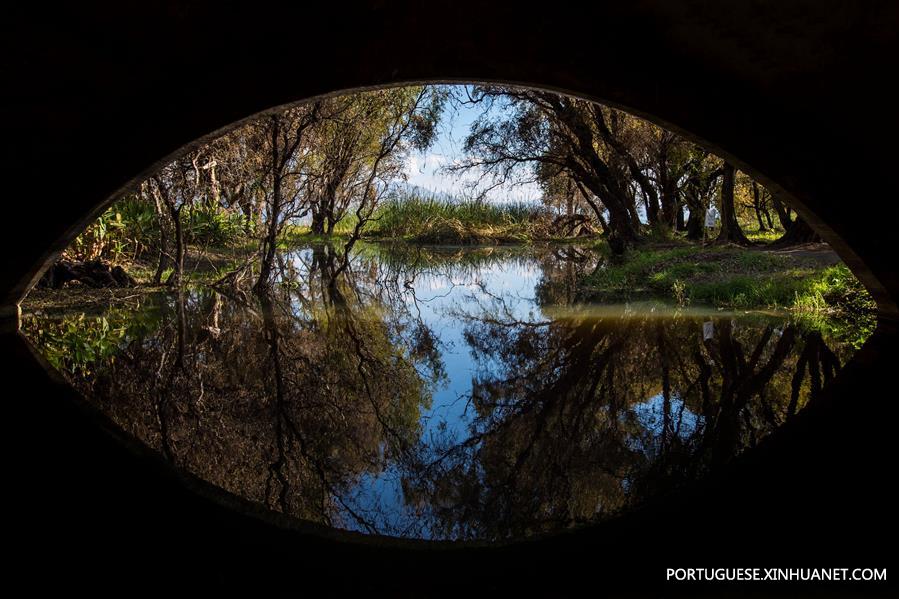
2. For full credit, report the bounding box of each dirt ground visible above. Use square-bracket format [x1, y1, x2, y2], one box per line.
[762, 242, 842, 267]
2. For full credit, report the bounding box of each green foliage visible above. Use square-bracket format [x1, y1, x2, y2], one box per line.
[364, 194, 551, 244]
[687, 273, 810, 308]
[26, 313, 130, 376]
[791, 264, 878, 348]
[66, 196, 247, 288]
[743, 226, 784, 244]
[281, 194, 560, 245]
[23, 298, 166, 375]
[670, 279, 689, 306]
[582, 245, 876, 332]
[356, 240, 535, 273]
[183, 204, 245, 247]
[69, 198, 158, 262]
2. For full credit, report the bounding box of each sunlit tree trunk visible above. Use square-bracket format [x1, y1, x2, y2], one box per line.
[151, 185, 170, 285]
[685, 206, 704, 240]
[751, 182, 768, 231]
[150, 175, 186, 286]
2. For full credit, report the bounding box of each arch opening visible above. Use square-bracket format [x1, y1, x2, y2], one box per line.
[17, 83, 881, 543]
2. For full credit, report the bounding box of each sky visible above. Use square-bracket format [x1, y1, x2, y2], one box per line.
[402, 96, 544, 204]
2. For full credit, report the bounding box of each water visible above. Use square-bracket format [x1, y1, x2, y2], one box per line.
[22, 243, 860, 541]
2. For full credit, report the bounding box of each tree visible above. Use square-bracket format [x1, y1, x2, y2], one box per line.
[147, 149, 212, 285]
[449, 86, 643, 252]
[748, 180, 774, 231]
[681, 150, 723, 241]
[714, 163, 751, 245]
[767, 184, 822, 246]
[253, 103, 323, 292]
[771, 211, 822, 246]
[307, 86, 444, 236]
[330, 87, 444, 270]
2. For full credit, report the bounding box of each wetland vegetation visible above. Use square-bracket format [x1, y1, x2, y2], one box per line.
[22, 84, 875, 541]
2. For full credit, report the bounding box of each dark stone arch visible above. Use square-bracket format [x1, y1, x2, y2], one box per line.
[3, 2, 897, 595]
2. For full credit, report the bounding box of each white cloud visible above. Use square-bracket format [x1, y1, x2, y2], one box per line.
[404, 150, 541, 204]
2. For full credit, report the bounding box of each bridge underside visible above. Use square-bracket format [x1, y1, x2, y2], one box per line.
[3, 2, 897, 595]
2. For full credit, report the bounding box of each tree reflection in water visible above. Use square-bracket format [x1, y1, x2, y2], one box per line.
[23, 243, 857, 541]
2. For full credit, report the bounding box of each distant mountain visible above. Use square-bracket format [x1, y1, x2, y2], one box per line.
[387, 180, 542, 205]
[387, 181, 458, 202]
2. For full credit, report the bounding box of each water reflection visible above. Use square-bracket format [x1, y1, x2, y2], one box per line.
[23, 243, 857, 541]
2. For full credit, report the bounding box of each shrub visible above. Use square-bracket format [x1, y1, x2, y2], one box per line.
[184, 205, 245, 247]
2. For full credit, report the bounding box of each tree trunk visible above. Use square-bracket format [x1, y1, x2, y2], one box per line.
[256, 187, 280, 291]
[681, 160, 709, 241]
[255, 116, 283, 292]
[771, 216, 822, 246]
[151, 175, 185, 287]
[586, 179, 641, 252]
[660, 187, 677, 229]
[310, 205, 325, 235]
[771, 196, 793, 231]
[555, 100, 641, 251]
[659, 155, 678, 229]
[685, 207, 704, 240]
[152, 190, 170, 285]
[165, 204, 185, 286]
[575, 181, 609, 235]
[682, 181, 706, 241]
[590, 104, 658, 233]
[754, 206, 767, 231]
[751, 182, 767, 231]
[715, 163, 750, 245]
[606, 203, 641, 253]
[644, 191, 659, 226]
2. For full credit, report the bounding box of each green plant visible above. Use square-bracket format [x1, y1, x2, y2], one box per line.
[184, 205, 245, 246]
[671, 279, 689, 306]
[69, 198, 159, 262]
[364, 192, 550, 243]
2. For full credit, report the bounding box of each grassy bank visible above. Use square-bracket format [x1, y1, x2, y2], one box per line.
[579, 243, 876, 342]
[287, 197, 559, 244]
[365, 197, 552, 243]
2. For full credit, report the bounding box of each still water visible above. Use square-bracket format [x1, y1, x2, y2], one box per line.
[23, 243, 859, 541]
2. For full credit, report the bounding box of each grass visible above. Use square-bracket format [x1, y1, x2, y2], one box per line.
[365, 196, 549, 243]
[37, 193, 876, 347]
[743, 224, 786, 244]
[790, 263, 878, 348]
[580, 244, 876, 324]
[584, 246, 786, 301]
[286, 195, 557, 245]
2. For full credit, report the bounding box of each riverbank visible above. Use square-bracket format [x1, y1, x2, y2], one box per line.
[285, 197, 588, 245]
[25, 238, 876, 347]
[577, 241, 876, 345]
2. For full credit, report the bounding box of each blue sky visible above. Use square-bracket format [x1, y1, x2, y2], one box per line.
[403, 98, 543, 203]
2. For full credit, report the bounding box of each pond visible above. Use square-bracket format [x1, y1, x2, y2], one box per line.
[22, 243, 861, 541]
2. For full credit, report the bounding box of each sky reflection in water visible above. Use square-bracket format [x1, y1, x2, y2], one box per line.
[23, 244, 857, 541]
